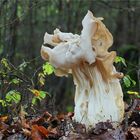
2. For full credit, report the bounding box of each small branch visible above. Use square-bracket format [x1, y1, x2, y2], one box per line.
[31, 66, 42, 82]
[7, 60, 34, 87]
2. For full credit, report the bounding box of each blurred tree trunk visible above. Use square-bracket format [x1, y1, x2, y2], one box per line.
[0, 0, 18, 61]
[74, 0, 82, 32]
[127, 0, 134, 44]
[7, 0, 18, 62]
[28, 0, 35, 59]
[66, 0, 71, 31]
[113, 11, 124, 49]
[0, 0, 7, 58]
[0, 0, 8, 112]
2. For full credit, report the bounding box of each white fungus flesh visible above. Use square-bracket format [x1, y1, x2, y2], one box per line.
[41, 11, 124, 129]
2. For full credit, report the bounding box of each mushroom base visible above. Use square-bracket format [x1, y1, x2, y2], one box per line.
[72, 65, 124, 129]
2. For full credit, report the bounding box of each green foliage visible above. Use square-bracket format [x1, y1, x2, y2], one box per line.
[39, 91, 48, 98]
[0, 58, 52, 114]
[17, 5, 23, 20]
[127, 91, 140, 99]
[137, 95, 140, 98]
[114, 56, 127, 67]
[66, 105, 73, 112]
[10, 78, 22, 85]
[6, 90, 21, 104]
[31, 97, 37, 105]
[43, 62, 55, 75]
[127, 91, 139, 95]
[114, 56, 136, 89]
[29, 89, 50, 105]
[0, 100, 6, 107]
[1, 58, 11, 70]
[0, 90, 21, 107]
[18, 61, 29, 71]
[38, 72, 45, 86]
[123, 75, 136, 88]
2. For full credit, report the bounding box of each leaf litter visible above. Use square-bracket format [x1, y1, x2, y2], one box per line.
[0, 100, 140, 140]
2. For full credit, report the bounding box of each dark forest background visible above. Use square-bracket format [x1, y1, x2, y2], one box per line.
[0, 0, 140, 115]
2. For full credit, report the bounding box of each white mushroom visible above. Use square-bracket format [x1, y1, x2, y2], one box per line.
[41, 11, 124, 129]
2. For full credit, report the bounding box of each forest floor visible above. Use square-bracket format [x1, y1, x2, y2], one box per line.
[0, 99, 140, 140]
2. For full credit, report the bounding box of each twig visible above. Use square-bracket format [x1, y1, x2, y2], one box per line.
[31, 65, 42, 82]
[7, 59, 34, 87]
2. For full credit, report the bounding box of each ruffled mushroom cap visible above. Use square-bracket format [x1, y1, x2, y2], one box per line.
[41, 11, 98, 67]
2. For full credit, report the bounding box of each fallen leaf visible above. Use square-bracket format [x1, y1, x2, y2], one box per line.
[67, 112, 74, 119]
[0, 132, 4, 139]
[0, 116, 8, 122]
[57, 114, 65, 121]
[49, 127, 58, 135]
[127, 127, 140, 139]
[31, 125, 42, 140]
[22, 128, 31, 137]
[0, 122, 9, 132]
[37, 125, 49, 137]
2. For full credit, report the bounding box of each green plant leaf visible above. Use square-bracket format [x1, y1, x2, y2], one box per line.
[131, 79, 136, 86]
[30, 90, 49, 99]
[29, 89, 40, 97]
[127, 91, 139, 95]
[38, 73, 45, 86]
[43, 62, 54, 75]
[18, 61, 29, 71]
[0, 99, 6, 107]
[1, 58, 11, 70]
[32, 97, 37, 105]
[39, 91, 46, 99]
[114, 56, 127, 67]
[6, 90, 21, 104]
[137, 95, 140, 98]
[123, 75, 136, 88]
[10, 78, 21, 85]
[66, 105, 73, 112]
[123, 75, 131, 87]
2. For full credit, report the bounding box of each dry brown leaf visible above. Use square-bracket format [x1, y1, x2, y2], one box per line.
[57, 114, 65, 121]
[67, 112, 74, 119]
[49, 127, 58, 135]
[127, 127, 140, 139]
[31, 125, 42, 140]
[0, 122, 9, 131]
[22, 128, 31, 137]
[0, 116, 8, 122]
[37, 125, 49, 137]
